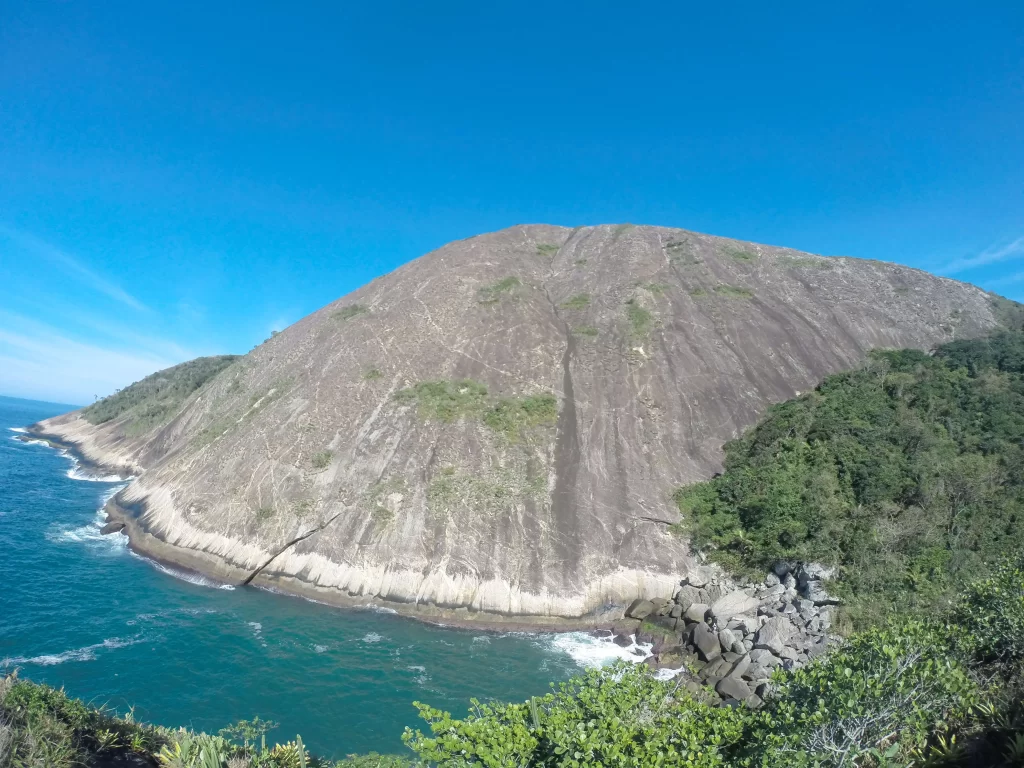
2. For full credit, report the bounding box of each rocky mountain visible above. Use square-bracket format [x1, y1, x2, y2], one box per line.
[30, 224, 1007, 624]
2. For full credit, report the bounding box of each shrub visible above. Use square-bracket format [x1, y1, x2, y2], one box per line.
[725, 248, 757, 262]
[483, 394, 558, 440]
[311, 451, 333, 470]
[572, 325, 598, 338]
[363, 368, 384, 381]
[536, 244, 559, 258]
[559, 294, 590, 310]
[478, 277, 522, 305]
[394, 380, 489, 422]
[713, 285, 754, 299]
[333, 305, 368, 322]
[625, 299, 653, 337]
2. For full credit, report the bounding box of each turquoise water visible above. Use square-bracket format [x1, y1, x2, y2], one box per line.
[0, 396, 639, 758]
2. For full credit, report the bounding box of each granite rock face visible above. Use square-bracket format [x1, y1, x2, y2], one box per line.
[31, 223, 1002, 621]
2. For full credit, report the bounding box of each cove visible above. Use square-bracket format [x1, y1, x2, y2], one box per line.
[0, 396, 643, 759]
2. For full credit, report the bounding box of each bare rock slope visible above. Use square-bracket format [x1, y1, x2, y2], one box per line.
[33, 224, 1004, 623]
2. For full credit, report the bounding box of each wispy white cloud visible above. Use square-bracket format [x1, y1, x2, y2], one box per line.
[939, 235, 1024, 275]
[0, 223, 149, 311]
[985, 270, 1024, 289]
[0, 312, 190, 405]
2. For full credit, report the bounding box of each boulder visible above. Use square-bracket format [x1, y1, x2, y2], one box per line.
[711, 591, 760, 623]
[742, 663, 768, 682]
[613, 634, 633, 648]
[779, 645, 800, 662]
[718, 628, 738, 652]
[669, 603, 683, 619]
[674, 585, 703, 609]
[684, 603, 710, 623]
[692, 623, 722, 662]
[611, 619, 640, 637]
[100, 521, 125, 535]
[651, 596, 672, 615]
[744, 694, 763, 709]
[807, 638, 830, 659]
[772, 561, 794, 578]
[749, 648, 782, 667]
[758, 584, 786, 601]
[727, 654, 751, 679]
[716, 677, 752, 701]
[685, 568, 710, 588]
[702, 656, 732, 679]
[764, 572, 781, 587]
[805, 580, 840, 606]
[704, 582, 727, 604]
[625, 599, 655, 620]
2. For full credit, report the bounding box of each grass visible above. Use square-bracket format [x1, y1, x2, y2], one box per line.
[644, 282, 671, 295]
[713, 284, 754, 299]
[483, 394, 559, 440]
[779, 255, 832, 270]
[573, 325, 598, 338]
[477, 276, 522, 305]
[625, 299, 654, 337]
[559, 293, 590, 310]
[725, 247, 757, 262]
[311, 450, 333, 470]
[394, 380, 489, 422]
[689, 287, 708, 297]
[426, 465, 545, 518]
[574, 258, 587, 266]
[254, 505, 275, 522]
[363, 367, 384, 380]
[536, 243, 559, 258]
[333, 304, 368, 322]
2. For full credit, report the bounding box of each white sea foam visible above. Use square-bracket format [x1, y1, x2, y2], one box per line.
[653, 667, 685, 681]
[362, 632, 383, 644]
[46, 488, 130, 556]
[62, 450, 129, 482]
[131, 552, 236, 590]
[2, 636, 141, 668]
[8, 426, 28, 433]
[313, 644, 329, 653]
[543, 632, 653, 669]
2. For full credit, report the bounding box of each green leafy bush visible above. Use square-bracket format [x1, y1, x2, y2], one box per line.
[478, 277, 522, 304]
[394, 380, 489, 422]
[624, 299, 653, 337]
[559, 294, 590, 310]
[333, 305, 368, 322]
[311, 450, 333, 470]
[483, 394, 558, 440]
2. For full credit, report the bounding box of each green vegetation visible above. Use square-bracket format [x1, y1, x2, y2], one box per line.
[559, 293, 590, 310]
[427, 464, 544, 518]
[713, 284, 754, 299]
[689, 287, 708, 297]
[483, 394, 558, 441]
[536, 244, 559, 258]
[333, 304, 369, 322]
[572, 325, 598, 338]
[311, 450, 333, 470]
[394, 380, 489, 422]
[573, 258, 587, 266]
[674, 329, 1024, 628]
[363, 367, 384, 381]
[82, 356, 239, 433]
[644, 282, 671, 295]
[477, 276, 522, 305]
[0, 673, 417, 766]
[725, 247, 757, 262]
[404, 561, 1024, 767]
[624, 299, 653, 337]
[5, 563, 1024, 767]
[779, 255, 832, 270]
[254, 505, 275, 522]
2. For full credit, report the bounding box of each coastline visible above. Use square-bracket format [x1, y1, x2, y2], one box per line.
[23, 420, 626, 632]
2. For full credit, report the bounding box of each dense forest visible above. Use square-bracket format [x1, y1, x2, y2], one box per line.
[81, 355, 238, 435]
[674, 329, 1024, 628]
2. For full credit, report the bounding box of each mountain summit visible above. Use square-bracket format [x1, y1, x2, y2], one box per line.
[32, 224, 1006, 623]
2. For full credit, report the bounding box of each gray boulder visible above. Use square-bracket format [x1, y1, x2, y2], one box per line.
[716, 677, 752, 701]
[625, 599, 654, 620]
[805, 580, 840, 606]
[711, 591, 760, 623]
[727, 654, 751, 679]
[749, 648, 781, 666]
[692, 623, 722, 662]
[674, 585, 703, 609]
[754, 618, 792, 656]
[684, 603, 710, 623]
[718, 628, 738, 652]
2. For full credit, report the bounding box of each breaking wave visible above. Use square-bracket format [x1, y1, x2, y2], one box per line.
[2, 636, 142, 668]
[542, 632, 653, 669]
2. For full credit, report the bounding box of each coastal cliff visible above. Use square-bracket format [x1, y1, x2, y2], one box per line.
[27, 223, 1007, 624]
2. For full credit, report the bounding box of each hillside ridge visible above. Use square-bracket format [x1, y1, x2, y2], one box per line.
[28, 223, 1006, 624]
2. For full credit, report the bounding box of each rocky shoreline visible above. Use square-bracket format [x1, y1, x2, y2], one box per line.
[600, 562, 839, 707]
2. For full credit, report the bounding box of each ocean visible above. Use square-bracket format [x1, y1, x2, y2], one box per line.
[0, 395, 647, 758]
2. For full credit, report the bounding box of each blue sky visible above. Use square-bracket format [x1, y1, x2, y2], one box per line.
[1, 1, 1022, 405]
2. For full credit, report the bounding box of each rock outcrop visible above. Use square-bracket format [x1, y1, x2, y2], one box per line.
[26, 224, 1004, 623]
[626, 561, 838, 706]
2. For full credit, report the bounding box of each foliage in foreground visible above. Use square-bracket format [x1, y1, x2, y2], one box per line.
[403, 560, 1024, 767]
[2, 562, 1023, 767]
[673, 329, 1024, 627]
[82, 355, 239, 433]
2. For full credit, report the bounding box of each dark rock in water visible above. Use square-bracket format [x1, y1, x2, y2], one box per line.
[625, 598, 655, 620]
[100, 521, 125, 535]
[612, 633, 633, 648]
[611, 619, 640, 637]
